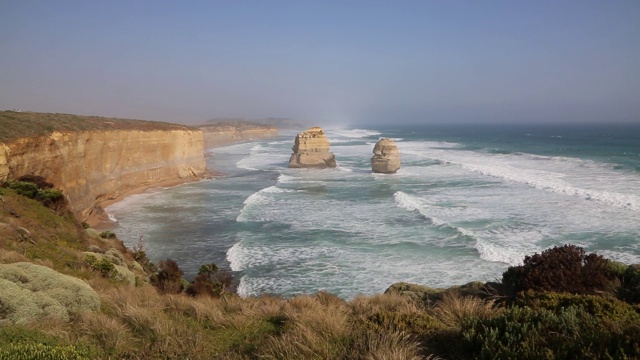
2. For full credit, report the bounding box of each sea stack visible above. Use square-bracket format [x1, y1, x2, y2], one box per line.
[371, 138, 400, 174]
[288, 127, 337, 168]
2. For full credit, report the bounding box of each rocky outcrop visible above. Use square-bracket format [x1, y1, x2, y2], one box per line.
[371, 138, 400, 174]
[200, 123, 278, 148]
[0, 129, 206, 221]
[288, 127, 337, 168]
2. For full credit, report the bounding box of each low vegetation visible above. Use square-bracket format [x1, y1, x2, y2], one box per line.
[0, 111, 194, 143]
[1, 177, 639, 359]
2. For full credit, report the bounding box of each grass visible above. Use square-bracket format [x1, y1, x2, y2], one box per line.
[0, 111, 195, 143]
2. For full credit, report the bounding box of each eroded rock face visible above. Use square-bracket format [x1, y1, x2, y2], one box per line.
[0, 129, 206, 221]
[288, 127, 336, 168]
[371, 138, 400, 173]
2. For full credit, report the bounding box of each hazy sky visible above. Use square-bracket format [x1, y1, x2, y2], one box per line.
[1, 1, 639, 125]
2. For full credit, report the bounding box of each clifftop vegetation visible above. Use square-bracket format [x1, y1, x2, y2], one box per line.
[0, 111, 194, 143]
[1, 177, 640, 359]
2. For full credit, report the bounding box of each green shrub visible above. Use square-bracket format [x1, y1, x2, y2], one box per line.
[0, 262, 100, 324]
[2, 177, 65, 210]
[187, 263, 235, 298]
[6, 181, 39, 199]
[502, 245, 617, 296]
[456, 302, 640, 359]
[98, 230, 116, 239]
[0, 327, 95, 360]
[84, 254, 115, 277]
[0, 342, 91, 360]
[515, 291, 640, 323]
[621, 264, 640, 304]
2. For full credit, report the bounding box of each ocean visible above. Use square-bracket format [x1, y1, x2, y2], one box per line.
[106, 123, 640, 299]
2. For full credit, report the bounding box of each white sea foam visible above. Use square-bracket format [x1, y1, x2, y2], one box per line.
[460, 162, 640, 211]
[236, 188, 273, 222]
[277, 174, 297, 183]
[227, 242, 247, 271]
[474, 240, 526, 266]
[329, 128, 381, 138]
[393, 191, 446, 226]
[398, 140, 640, 212]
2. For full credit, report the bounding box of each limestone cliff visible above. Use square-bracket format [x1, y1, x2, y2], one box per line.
[288, 127, 337, 168]
[371, 138, 401, 174]
[0, 129, 206, 221]
[199, 123, 278, 148]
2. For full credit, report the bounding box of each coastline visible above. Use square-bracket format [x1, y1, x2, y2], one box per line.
[86, 171, 222, 229]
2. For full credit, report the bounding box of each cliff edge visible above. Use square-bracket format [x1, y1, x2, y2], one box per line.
[0, 111, 207, 222]
[199, 122, 278, 148]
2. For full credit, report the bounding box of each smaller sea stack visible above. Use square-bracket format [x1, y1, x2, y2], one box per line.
[371, 138, 400, 174]
[288, 127, 337, 168]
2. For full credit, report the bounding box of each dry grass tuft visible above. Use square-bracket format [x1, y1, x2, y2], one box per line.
[432, 291, 499, 330]
[78, 312, 135, 355]
[0, 249, 29, 264]
[350, 329, 423, 360]
[164, 293, 226, 325]
[259, 294, 351, 359]
[351, 293, 422, 320]
[101, 284, 165, 315]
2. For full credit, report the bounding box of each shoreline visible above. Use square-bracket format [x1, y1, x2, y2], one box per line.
[87, 171, 223, 229]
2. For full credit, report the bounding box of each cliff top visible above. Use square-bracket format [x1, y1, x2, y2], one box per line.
[198, 121, 276, 132]
[0, 111, 194, 143]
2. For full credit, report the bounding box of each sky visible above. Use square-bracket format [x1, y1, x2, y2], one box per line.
[1, 1, 639, 126]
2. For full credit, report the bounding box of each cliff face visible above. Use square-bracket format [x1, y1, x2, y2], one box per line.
[200, 124, 278, 148]
[0, 130, 206, 221]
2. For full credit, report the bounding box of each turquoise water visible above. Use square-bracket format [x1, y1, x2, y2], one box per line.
[106, 124, 640, 299]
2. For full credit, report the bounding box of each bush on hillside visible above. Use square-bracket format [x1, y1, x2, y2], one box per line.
[186, 263, 236, 298]
[502, 245, 617, 296]
[455, 300, 640, 359]
[151, 259, 184, 294]
[1, 176, 65, 210]
[98, 231, 116, 239]
[620, 264, 640, 304]
[0, 263, 100, 324]
[84, 254, 115, 277]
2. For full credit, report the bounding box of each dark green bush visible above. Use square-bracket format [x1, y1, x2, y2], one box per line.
[2, 176, 65, 209]
[98, 230, 116, 239]
[457, 303, 640, 360]
[6, 181, 39, 199]
[16, 175, 54, 189]
[618, 264, 640, 304]
[515, 291, 640, 324]
[84, 254, 115, 277]
[186, 263, 235, 297]
[502, 245, 617, 296]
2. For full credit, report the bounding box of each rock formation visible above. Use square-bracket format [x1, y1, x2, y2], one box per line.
[288, 127, 337, 168]
[371, 138, 400, 173]
[0, 129, 206, 221]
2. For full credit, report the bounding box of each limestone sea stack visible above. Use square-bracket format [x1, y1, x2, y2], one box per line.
[288, 127, 337, 168]
[371, 138, 401, 174]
